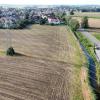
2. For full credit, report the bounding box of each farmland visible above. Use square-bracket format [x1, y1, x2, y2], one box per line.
[0, 25, 85, 100]
[92, 33, 100, 40]
[72, 17, 100, 29]
[74, 12, 100, 18]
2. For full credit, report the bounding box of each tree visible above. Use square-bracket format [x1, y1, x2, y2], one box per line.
[40, 18, 47, 25]
[61, 12, 66, 18]
[6, 47, 15, 56]
[50, 13, 55, 17]
[81, 16, 89, 28]
[69, 19, 80, 31]
[70, 10, 74, 15]
[62, 17, 71, 25]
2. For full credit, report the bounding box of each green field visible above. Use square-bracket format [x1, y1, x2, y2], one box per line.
[93, 33, 100, 40]
[74, 12, 100, 19]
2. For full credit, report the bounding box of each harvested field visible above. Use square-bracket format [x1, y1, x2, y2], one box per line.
[0, 25, 83, 100]
[73, 17, 100, 28]
[88, 18, 100, 28]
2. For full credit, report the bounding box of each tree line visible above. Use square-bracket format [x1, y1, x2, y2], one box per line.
[62, 14, 89, 32]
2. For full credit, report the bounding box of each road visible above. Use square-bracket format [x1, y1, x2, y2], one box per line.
[78, 29, 100, 44]
[79, 29, 100, 62]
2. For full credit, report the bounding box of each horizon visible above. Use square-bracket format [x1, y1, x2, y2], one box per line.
[0, 0, 99, 6]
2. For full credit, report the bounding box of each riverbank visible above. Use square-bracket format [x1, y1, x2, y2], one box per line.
[75, 31, 100, 99]
[68, 28, 96, 100]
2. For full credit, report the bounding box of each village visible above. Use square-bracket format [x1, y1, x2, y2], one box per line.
[0, 4, 100, 100]
[0, 6, 76, 28]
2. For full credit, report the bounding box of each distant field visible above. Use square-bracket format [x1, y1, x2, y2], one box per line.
[0, 25, 84, 100]
[74, 12, 100, 18]
[72, 17, 100, 28]
[72, 12, 100, 28]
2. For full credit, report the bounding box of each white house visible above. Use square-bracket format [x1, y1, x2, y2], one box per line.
[48, 17, 60, 24]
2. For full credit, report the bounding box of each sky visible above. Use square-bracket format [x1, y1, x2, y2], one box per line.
[0, 0, 100, 5]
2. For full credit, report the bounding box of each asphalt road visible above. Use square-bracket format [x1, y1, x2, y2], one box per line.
[79, 29, 100, 45]
[79, 29, 100, 62]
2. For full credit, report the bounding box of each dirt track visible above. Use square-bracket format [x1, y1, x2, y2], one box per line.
[0, 25, 83, 100]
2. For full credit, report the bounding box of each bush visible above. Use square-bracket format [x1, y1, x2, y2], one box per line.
[81, 16, 89, 28]
[62, 17, 71, 25]
[69, 19, 80, 31]
[70, 10, 74, 15]
[51, 23, 55, 26]
[6, 47, 15, 56]
[40, 18, 47, 25]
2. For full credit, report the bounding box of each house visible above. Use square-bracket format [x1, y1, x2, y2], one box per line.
[48, 17, 60, 24]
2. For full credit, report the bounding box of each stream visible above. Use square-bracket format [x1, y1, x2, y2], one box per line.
[80, 44, 100, 100]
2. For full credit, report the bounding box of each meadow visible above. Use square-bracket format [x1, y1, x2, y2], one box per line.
[92, 33, 100, 40]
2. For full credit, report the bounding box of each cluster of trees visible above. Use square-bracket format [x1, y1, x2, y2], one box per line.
[15, 19, 35, 29]
[40, 18, 48, 25]
[68, 19, 80, 31]
[12, 18, 48, 29]
[62, 15, 89, 31]
[62, 16, 79, 31]
[81, 8, 100, 12]
[81, 16, 89, 28]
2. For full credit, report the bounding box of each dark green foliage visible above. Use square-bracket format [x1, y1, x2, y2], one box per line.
[40, 18, 47, 25]
[50, 23, 55, 26]
[81, 16, 89, 28]
[50, 13, 55, 17]
[6, 47, 15, 56]
[63, 17, 72, 25]
[69, 19, 80, 31]
[16, 19, 34, 29]
[75, 32, 96, 61]
[70, 10, 74, 15]
[61, 12, 66, 18]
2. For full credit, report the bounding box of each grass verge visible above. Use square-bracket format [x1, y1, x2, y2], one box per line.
[67, 27, 96, 99]
[74, 31, 96, 99]
[93, 33, 100, 41]
[76, 32, 100, 85]
[66, 27, 84, 100]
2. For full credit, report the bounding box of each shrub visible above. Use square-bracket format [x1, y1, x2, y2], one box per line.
[6, 47, 15, 56]
[81, 16, 89, 28]
[69, 19, 80, 31]
[63, 17, 72, 25]
[70, 10, 74, 15]
[40, 18, 47, 25]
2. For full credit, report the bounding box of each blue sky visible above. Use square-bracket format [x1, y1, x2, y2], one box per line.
[0, 0, 100, 5]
